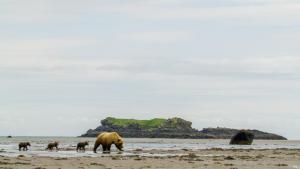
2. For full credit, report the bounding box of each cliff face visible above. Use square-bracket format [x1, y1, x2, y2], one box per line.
[81, 117, 287, 140]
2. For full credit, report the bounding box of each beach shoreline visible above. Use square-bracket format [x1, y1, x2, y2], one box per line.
[1, 149, 300, 169]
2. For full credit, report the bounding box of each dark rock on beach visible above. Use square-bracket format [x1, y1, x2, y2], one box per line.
[201, 127, 286, 140]
[230, 130, 254, 145]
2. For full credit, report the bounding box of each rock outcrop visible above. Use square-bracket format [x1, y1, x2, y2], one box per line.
[230, 130, 254, 145]
[82, 117, 213, 139]
[81, 117, 287, 140]
[201, 127, 286, 140]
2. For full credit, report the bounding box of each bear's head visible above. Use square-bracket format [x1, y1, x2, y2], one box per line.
[54, 141, 59, 146]
[26, 142, 31, 146]
[115, 138, 123, 151]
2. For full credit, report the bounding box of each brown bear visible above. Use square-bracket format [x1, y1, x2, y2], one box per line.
[93, 132, 123, 153]
[46, 141, 59, 151]
[19, 142, 31, 151]
[77, 141, 89, 152]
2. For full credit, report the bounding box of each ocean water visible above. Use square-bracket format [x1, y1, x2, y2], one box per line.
[0, 137, 299, 157]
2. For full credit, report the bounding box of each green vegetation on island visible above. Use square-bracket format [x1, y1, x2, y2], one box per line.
[82, 117, 287, 140]
[101, 117, 166, 129]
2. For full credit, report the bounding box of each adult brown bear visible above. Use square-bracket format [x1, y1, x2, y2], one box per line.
[93, 132, 123, 153]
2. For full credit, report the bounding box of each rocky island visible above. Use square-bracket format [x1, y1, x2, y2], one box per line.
[81, 117, 287, 140]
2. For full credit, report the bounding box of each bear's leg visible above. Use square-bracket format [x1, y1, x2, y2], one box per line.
[107, 145, 111, 152]
[102, 145, 106, 152]
[93, 142, 100, 153]
[102, 145, 110, 153]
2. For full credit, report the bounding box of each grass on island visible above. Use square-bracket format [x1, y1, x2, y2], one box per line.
[104, 117, 167, 129]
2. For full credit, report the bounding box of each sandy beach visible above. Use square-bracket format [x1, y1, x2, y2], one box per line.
[1, 148, 299, 169]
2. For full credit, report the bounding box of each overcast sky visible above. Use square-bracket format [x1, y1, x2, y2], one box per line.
[0, 0, 300, 139]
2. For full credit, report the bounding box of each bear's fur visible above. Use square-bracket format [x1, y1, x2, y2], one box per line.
[46, 141, 59, 151]
[19, 142, 31, 151]
[93, 132, 123, 153]
[77, 141, 89, 152]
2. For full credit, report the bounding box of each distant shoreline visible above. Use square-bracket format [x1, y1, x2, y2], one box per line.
[0, 136, 291, 140]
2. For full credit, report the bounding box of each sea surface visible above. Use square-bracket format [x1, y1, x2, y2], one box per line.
[0, 137, 299, 157]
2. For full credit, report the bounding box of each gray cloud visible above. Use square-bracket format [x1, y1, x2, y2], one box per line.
[0, 0, 300, 139]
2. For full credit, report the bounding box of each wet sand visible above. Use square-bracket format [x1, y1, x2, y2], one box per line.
[1, 149, 300, 169]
